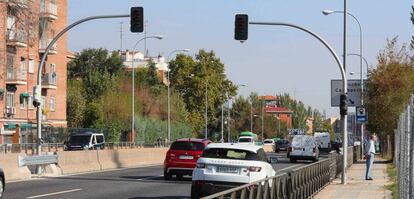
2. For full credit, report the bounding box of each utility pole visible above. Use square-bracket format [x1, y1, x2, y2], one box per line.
[119, 22, 123, 51]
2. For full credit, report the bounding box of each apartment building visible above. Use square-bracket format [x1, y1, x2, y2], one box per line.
[0, 0, 68, 144]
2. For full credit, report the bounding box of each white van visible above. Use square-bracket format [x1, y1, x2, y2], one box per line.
[64, 132, 105, 151]
[289, 135, 319, 163]
[314, 132, 331, 151]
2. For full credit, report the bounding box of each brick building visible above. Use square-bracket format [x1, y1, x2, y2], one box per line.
[0, 0, 68, 144]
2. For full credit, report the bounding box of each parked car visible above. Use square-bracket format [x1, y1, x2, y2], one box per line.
[263, 139, 275, 145]
[274, 139, 290, 153]
[64, 132, 105, 151]
[191, 143, 277, 198]
[314, 132, 331, 152]
[164, 138, 211, 180]
[0, 168, 4, 199]
[289, 135, 319, 163]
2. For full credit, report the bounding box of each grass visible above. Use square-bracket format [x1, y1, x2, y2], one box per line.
[386, 163, 398, 199]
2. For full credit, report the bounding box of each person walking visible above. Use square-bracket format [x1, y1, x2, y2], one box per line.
[364, 134, 377, 180]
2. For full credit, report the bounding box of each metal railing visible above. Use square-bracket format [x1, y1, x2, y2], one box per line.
[40, 1, 57, 16]
[6, 28, 27, 44]
[0, 143, 63, 155]
[42, 72, 57, 86]
[395, 94, 414, 199]
[7, 67, 27, 81]
[203, 147, 358, 199]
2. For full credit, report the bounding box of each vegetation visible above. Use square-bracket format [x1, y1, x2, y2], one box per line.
[386, 163, 398, 199]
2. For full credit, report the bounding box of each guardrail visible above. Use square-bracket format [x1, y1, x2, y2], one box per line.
[202, 147, 359, 199]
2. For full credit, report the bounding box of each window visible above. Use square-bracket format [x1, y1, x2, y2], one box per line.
[41, 96, 46, 109]
[202, 148, 258, 161]
[6, 92, 15, 107]
[20, 96, 27, 110]
[20, 58, 26, 79]
[50, 97, 55, 112]
[28, 95, 33, 109]
[170, 141, 205, 151]
[29, 59, 34, 73]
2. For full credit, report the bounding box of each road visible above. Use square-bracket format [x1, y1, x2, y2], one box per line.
[4, 152, 319, 199]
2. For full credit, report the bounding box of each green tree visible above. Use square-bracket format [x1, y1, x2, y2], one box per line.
[67, 80, 86, 128]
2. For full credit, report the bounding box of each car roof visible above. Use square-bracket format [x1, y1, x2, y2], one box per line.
[175, 138, 210, 143]
[205, 143, 261, 153]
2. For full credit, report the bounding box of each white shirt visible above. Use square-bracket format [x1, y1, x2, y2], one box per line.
[368, 140, 375, 154]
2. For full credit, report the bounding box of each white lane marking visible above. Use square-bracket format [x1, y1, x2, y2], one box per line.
[136, 175, 163, 181]
[26, 188, 82, 199]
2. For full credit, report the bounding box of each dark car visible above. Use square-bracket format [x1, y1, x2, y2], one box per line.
[164, 138, 211, 180]
[331, 141, 342, 153]
[274, 139, 290, 153]
[0, 168, 4, 199]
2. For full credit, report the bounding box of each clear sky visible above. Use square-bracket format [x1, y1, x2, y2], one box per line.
[68, 0, 413, 117]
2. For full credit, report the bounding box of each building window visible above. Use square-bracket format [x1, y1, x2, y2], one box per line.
[29, 59, 34, 73]
[20, 96, 27, 109]
[28, 95, 33, 109]
[41, 96, 46, 109]
[50, 97, 55, 112]
[6, 92, 15, 107]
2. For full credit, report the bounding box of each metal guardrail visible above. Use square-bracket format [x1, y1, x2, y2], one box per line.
[202, 148, 357, 199]
[18, 154, 58, 167]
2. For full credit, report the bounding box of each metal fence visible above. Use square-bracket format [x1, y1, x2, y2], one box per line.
[395, 95, 414, 199]
[202, 147, 357, 199]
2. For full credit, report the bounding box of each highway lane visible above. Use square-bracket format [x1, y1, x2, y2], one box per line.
[4, 151, 318, 199]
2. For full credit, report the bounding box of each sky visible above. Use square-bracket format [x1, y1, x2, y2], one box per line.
[68, 0, 413, 117]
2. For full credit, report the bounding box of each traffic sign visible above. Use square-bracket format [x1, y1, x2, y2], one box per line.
[331, 79, 367, 107]
[356, 106, 367, 123]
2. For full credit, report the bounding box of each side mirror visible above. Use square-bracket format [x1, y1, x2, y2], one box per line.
[269, 157, 278, 164]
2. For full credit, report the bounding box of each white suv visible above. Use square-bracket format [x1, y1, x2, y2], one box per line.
[191, 143, 276, 198]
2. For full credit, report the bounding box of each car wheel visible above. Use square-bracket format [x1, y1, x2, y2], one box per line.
[290, 158, 296, 163]
[191, 183, 201, 199]
[164, 170, 172, 181]
[0, 176, 3, 199]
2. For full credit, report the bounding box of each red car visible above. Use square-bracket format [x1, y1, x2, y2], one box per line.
[164, 138, 211, 180]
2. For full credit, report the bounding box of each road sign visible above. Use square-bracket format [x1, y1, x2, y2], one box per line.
[18, 154, 58, 167]
[356, 106, 367, 123]
[331, 79, 367, 107]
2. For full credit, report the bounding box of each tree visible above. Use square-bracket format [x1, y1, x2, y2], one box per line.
[67, 80, 86, 128]
[169, 49, 237, 135]
[366, 38, 414, 139]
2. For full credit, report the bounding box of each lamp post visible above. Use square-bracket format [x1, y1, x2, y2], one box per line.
[131, 35, 163, 145]
[348, 53, 369, 75]
[166, 49, 190, 143]
[323, 10, 364, 162]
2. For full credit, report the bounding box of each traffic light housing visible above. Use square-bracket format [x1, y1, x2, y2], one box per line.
[234, 14, 248, 41]
[130, 7, 144, 33]
[340, 94, 348, 115]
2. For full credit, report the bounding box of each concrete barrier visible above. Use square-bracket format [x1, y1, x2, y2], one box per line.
[0, 153, 31, 181]
[57, 148, 168, 175]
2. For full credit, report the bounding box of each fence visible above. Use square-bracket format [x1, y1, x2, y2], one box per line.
[395, 94, 414, 199]
[202, 146, 358, 199]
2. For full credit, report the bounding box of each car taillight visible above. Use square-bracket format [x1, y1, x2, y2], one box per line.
[248, 166, 261, 172]
[196, 163, 206, 168]
[167, 153, 175, 159]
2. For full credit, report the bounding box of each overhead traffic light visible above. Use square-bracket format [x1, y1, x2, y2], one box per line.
[234, 14, 248, 41]
[130, 7, 144, 33]
[340, 94, 348, 116]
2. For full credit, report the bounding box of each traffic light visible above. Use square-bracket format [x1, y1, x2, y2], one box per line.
[130, 7, 144, 33]
[340, 94, 348, 115]
[234, 14, 248, 41]
[33, 85, 41, 108]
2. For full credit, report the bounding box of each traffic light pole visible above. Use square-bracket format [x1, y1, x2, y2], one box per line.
[248, 21, 348, 183]
[35, 14, 130, 174]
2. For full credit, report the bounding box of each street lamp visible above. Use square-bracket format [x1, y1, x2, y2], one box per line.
[131, 35, 163, 145]
[323, 9, 364, 160]
[348, 53, 369, 75]
[166, 49, 190, 143]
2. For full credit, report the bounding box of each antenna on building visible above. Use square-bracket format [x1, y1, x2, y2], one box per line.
[119, 22, 123, 51]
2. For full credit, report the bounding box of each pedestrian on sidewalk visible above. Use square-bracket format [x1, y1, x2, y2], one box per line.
[364, 134, 377, 180]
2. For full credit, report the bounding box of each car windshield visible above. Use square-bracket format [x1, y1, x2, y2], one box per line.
[170, 141, 205, 151]
[277, 140, 289, 145]
[264, 140, 273, 144]
[68, 135, 90, 144]
[239, 138, 252, 143]
[202, 148, 258, 160]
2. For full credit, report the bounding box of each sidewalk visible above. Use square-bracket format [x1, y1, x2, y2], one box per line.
[314, 158, 392, 199]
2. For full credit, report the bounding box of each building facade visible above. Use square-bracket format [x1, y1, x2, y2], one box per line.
[0, 0, 68, 144]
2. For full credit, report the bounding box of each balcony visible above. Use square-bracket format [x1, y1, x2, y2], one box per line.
[40, 2, 58, 20]
[6, 67, 27, 85]
[39, 39, 58, 54]
[6, 29, 28, 48]
[42, 73, 57, 89]
[6, 0, 28, 8]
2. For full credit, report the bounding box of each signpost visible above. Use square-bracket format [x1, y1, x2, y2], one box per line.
[331, 79, 367, 107]
[356, 106, 367, 123]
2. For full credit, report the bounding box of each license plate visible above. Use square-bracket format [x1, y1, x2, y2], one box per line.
[179, 155, 193, 160]
[217, 166, 239, 174]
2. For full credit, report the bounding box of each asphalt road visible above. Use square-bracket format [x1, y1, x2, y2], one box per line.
[4, 152, 320, 199]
